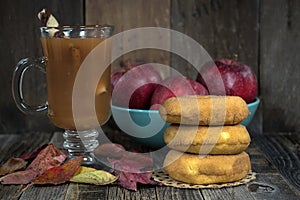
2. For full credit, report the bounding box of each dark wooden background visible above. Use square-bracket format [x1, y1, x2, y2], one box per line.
[0, 0, 299, 134]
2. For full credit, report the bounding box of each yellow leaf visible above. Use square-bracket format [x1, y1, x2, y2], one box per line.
[73, 166, 96, 176]
[70, 169, 117, 185]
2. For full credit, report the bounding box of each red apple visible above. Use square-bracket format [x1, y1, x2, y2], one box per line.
[196, 58, 258, 103]
[111, 70, 124, 92]
[150, 76, 208, 110]
[111, 61, 162, 109]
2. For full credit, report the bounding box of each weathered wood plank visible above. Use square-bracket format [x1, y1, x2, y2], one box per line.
[247, 173, 300, 199]
[156, 186, 204, 200]
[246, 140, 278, 174]
[86, 0, 170, 34]
[253, 132, 300, 192]
[19, 185, 69, 200]
[86, 0, 171, 78]
[201, 186, 255, 200]
[260, 0, 300, 131]
[0, 135, 20, 162]
[0, 133, 51, 163]
[107, 185, 157, 200]
[0, 185, 22, 200]
[64, 183, 108, 200]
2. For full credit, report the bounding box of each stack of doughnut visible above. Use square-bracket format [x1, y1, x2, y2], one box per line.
[159, 95, 251, 185]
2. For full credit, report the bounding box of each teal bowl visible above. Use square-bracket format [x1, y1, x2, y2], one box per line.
[111, 97, 260, 149]
[111, 105, 170, 149]
[241, 97, 260, 126]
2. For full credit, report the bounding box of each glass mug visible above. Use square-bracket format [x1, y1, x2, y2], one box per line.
[12, 25, 113, 164]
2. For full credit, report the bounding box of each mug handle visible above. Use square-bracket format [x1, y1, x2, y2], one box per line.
[12, 57, 48, 114]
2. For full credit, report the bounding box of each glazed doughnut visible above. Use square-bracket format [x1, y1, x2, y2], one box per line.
[159, 95, 250, 125]
[164, 124, 250, 155]
[163, 150, 251, 185]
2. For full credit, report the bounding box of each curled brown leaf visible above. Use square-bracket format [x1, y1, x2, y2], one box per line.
[0, 157, 27, 176]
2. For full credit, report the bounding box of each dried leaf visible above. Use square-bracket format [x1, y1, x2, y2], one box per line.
[70, 167, 117, 185]
[19, 144, 48, 161]
[0, 157, 27, 176]
[94, 143, 125, 159]
[0, 169, 38, 185]
[110, 153, 154, 172]
[114, 170, 157, 191]
[33, 156, 83, 185]
[0, 144, 67, 185]
[122, 153, 154, 170]
[27, 144, 67, 172]
[109, 153, 159, 191]
[73, 166, 96, 176]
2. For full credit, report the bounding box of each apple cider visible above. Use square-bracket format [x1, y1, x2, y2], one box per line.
[41, 37, 111, 130]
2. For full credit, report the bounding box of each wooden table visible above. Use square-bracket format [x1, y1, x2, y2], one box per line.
[1, 124, 300, 200]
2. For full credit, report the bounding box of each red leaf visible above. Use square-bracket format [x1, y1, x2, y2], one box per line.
[94, 143, 126, 159]
[114, 170, 158, 191]
[122, 153, 154, 170]
[0, 157, 27, 176]
[110, 153, 153, 172]
[109, 153, 159, 191]
[0, 169, 38, 185]
[33, 156, 83, 185]
[27, 144, 67, 172]
[19, 144, 48, 161]
[0, 144, 67, 185]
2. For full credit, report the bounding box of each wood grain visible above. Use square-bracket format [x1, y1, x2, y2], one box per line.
[106, 185, 157, 200]
[248, 173, 300, 199]
[86, 0, 170, 33]
[253, 132, 300, 192]
[246, 142, 278, 174]
[0, 133, 51, 162]
[260, 0, 300, 131]
[201, 187, 255, 200]
[86, 0, 171, 78]
[155, 186, 204, 200]
[19, 185, 68, 200]
[64, 184, 108, 200]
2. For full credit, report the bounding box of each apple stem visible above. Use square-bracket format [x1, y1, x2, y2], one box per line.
[231, 54, 238, 64]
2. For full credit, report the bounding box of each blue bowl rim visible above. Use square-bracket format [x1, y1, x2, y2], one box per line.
[111, 97, 260, 112]
[247, 97, 260, 107]
[111, 104, 159, 113]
